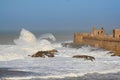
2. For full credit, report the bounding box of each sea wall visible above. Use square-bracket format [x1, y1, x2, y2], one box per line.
[74, 33, 120, 56]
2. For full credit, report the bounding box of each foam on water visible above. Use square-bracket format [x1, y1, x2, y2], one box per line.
[0, 29, 120, 79]
[0, 28, 55, 61]
[14, 28, 37, 45]
[38, 33, 56, 41]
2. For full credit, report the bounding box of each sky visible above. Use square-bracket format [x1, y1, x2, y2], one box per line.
[0, 0, 120, 32]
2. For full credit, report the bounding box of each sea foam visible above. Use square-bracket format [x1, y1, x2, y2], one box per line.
[14, 28, 37, 45]
[0, 28, 56, 61]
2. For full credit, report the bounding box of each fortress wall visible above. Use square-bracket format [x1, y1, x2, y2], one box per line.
[74, 33, 83, 43]
[74, 33, 120, 56]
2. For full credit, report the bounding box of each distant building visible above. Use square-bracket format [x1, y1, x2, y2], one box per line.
[92, 27, 105, 36]
[74, 27, 120, 56]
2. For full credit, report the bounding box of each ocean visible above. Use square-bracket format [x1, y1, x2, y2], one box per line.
[0, 29, 120, 80]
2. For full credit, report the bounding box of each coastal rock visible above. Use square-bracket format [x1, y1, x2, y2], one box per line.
[29, 49, 58, 58]
[31, 51, 45, 58]
[72, 55, 95, 61]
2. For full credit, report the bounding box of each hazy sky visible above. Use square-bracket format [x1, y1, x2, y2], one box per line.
[0, 0, 120, 32]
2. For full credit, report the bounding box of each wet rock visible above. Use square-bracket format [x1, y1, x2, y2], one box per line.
[31, 51, 45, 58]
[29, 49, 58, 58]
[72, 55, 95, 61]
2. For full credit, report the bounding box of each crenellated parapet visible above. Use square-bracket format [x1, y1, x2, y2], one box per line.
[74, 27, 120, 56]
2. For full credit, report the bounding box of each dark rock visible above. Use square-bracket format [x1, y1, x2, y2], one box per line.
[72, 55, 95, 61]
[29, 49, 58, 58]
[31, 51, 45, 58]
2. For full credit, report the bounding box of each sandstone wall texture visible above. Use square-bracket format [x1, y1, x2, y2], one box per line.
[74, 27, 120, 56]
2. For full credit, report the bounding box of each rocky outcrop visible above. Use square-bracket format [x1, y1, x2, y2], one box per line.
[29, 49, 58, 58]
[72, 55, 95, 61]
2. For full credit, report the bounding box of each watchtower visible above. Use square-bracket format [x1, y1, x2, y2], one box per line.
[92, 27, 105, 37]
[113, 29, 120, 39]
[74, 33, 83, 43]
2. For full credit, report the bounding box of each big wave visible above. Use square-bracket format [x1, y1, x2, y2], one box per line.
[0, 28, 56, 61]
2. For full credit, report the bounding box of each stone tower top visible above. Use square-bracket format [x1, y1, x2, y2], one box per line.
[113, 29, 120, 39]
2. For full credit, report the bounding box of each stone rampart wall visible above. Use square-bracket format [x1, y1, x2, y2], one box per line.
[74, 33, 120, 56]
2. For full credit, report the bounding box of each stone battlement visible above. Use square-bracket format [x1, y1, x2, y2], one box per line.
[74, 27, 120, 56]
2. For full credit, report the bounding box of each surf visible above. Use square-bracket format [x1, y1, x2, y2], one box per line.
[0, 28, 56, 61]
[0, 28, 120, 80]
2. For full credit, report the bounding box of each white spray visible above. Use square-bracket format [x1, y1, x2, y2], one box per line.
[0, 28, 56, 61]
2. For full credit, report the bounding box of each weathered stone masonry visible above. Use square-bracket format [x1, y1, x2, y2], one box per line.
[74, 27, 120, 56]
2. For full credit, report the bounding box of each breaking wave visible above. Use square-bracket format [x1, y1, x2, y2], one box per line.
[38, 33, 56, 41]
[14, 28, 37, 45]
[0, 28, 56, 61]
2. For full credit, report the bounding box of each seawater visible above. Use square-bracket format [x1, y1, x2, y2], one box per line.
[0, 29, 120, 80]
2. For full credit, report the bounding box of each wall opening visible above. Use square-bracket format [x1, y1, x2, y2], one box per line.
[101, 31, 103, 34]
[113, 30, 115, 38]
[98, 32, 99, 35]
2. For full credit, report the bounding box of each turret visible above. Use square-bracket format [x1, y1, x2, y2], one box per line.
[113, 29, 120, 39]
[93, 26, 97, 36]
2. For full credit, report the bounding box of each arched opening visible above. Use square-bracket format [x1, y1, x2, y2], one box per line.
[101, 31, 103, 34]
[98, 32, 99, 35]
[113, 30, 115, 38]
